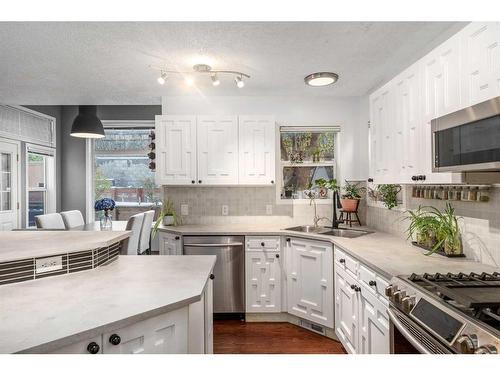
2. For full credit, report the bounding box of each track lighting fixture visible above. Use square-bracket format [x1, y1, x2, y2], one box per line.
[152, 64, 250, 88]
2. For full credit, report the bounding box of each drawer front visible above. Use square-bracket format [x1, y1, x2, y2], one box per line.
[359, 263, 389, 303]
[334, 247, 358, 279]
[246, 236, 280, 251]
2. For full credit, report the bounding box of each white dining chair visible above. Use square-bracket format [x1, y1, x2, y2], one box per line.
[138, 210, 155, 255]
[60, 210, 85, 229]
[122, 213, 145, 255]
[35, 213, 66, 229]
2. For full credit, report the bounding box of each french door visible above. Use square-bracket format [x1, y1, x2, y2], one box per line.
[0, 139, 19, 230]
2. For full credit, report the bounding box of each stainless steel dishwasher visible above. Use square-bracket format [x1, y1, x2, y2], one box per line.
[183, 236, 245, 316]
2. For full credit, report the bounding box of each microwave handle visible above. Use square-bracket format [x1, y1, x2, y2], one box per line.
[387, 307, 431, 354]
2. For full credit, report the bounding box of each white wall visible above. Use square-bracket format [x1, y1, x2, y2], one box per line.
[161, 95, 369, 182]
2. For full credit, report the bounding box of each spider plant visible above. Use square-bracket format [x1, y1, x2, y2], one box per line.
[428, 203, 463, 256]
[403, 206, 439, 248]
[152, 199, 181, 238]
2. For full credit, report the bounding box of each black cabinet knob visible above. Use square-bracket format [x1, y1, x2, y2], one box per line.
[367, 178, 374, 183]
[350, 284, 356, 290]
[411, 175, 417, 181]
[87, 342, 100, 354]
[275, 254, 280, 258]
[198, 180, 202, 184]
[369, 280, 377, 286]
[210, 274, 215, 280]
[261, 242, 265, 247]
[191, 180, 195, 184]
[175, 236, 180, 240]
[271, 180, 274, 184]
[355, 286, 361, 292]
[417, 175, 426, 181]
[286, 238, 291, 243]
[109, 334, 121, 346]
[339, 258, 346, 264]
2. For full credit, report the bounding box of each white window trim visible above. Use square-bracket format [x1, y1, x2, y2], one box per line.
[25, 143, 56, 227]
[85, 120, 155, 222]
[275, 125, 340, 205]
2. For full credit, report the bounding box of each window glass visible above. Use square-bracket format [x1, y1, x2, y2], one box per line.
[27, 151, 51, 226]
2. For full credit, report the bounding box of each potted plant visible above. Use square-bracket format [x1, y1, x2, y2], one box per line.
[152, 199, 180, 238]
[94, 198, 116, 230]
[284, 185, 294, 199]
[376, 184, 402, 210]
[403, 206, 439, 248]
[340, 180, 366, 211]
[429, 203, 463, 256]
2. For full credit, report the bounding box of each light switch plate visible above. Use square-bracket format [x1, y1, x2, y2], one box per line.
[266, 205, 273, 215]
[35, 255, 63, 274]
[181, 204, 189, 216]
[221, 204, 229, 216]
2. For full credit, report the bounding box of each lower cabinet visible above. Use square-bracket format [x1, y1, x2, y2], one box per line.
[334, 247, 390, 354]
[286, 237, 334, 328]
[245, 236, 281, 312]
[49, 335, 103, 354]
[158, 232, 182, 255]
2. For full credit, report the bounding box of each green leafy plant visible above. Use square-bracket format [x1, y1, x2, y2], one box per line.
[427, 203, 463, 256]
[403, 206, 440, 248]
[152, 199, 181, 238]
[314, 178, 339, 192]
[342, 180, 366, 200]
[282, 135, 294, 161]
[94, 167, 112, 201]
[377, 184, 402, 210]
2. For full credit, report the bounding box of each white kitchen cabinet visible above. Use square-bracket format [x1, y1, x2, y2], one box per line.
[245, 236, 281, 312]
[334, 266, 358, 354]
[358, 286, 390, 354]
[286, 237, 333, 328]
[461, 22, 500, 106]
[204, 278, 214, 354]
[155, 115, 197, 185]
[197, 116, 239, 185]
[158, 232, 182, 255]
[238, 116, 276, 185]
[102, 307, 188, 354]
[48, 335, 103, 354]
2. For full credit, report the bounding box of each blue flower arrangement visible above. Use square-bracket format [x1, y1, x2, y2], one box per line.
[94, 198, 115, 216]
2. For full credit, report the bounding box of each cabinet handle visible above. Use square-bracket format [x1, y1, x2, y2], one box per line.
[369, 280, 377, 286]
[286, 238, 291, 243]
[198, 180, 202, 184]
[175, 236, 180, 240]
[261, 242, 265, 247]
[109, 334, 121, 346]
[87, 342, 100, 354]
[271, 180, 274, 184]
[191, 180, 195, 184]
[350, 284, 356, 290]
[367, 178, 374, 183]
[355, 286, 361, 292]
[210, 273, 215, 280]
[411, 175, 417, 181]
[339, 258, 346, 264]
[275, 254, 280, 258]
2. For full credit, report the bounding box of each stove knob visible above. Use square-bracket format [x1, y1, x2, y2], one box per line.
[401, 296, 415, 313]
[456, 334, 478, 354]
[393, 290, 406, 304]
[385, 285, 397, 297]
[475, 344, 498, 354]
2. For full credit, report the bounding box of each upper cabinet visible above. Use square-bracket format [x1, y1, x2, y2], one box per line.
[238, 116, 276, 185]
[460, 22, 500, 106]
[155, 115, 197, 185]
[155, 115, 276, 186]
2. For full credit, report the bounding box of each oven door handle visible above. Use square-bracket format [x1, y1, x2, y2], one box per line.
[387, 307, 431, 354]
[184, 243, 243, 248]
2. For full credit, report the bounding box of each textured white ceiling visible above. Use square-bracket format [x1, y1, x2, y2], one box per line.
[0, 22, 466, 104]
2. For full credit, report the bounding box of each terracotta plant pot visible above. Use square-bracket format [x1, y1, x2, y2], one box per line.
[340, 198, 358, 212]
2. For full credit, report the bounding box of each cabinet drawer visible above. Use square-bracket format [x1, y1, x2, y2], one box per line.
[358, 263, 389, 303]
[246, 236, 280, 251]
[334, 247, 358, 279]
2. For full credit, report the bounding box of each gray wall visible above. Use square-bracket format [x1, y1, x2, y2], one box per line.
[24, 105, 161, 219]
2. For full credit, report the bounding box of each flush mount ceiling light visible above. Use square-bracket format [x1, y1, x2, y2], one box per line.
[152, 64, 250, 88]
[70, 105, 105, 139]
[304, 72, 339, 87]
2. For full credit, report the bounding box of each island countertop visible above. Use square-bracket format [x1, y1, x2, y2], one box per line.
[0, 230, 131, 263]
[0, 255, 216, 353]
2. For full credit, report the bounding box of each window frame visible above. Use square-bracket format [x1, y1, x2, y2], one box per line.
[275, 125, 340, 205]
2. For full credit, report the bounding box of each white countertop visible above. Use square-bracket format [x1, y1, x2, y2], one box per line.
[0, 230, 131, 263]
[0, 255, 216, 353]
[158, 224, 500, 279]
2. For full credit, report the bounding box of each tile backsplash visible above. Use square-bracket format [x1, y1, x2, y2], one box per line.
[164, 186, 367, 228]
[367, 185, 500, 268]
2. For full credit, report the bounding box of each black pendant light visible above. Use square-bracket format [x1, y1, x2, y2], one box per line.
[70, 105, 105, 138]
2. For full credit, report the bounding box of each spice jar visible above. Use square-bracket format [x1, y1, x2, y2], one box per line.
[469, 187, 478, 201]
[443, 186, 449, 200]
[461, 186, 469, 201]
[478, 186, 490, 202]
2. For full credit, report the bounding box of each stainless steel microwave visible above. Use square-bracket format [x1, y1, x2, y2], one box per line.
[432, 96, 500, 172]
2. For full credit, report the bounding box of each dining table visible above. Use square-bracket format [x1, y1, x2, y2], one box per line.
[70, 221, 129, 231]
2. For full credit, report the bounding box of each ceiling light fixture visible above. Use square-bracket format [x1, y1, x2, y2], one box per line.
[157, 71, 167, 85]
[235, 75, 245, 88]
[304, 72, 339, 87]
[151, 64, 250, 88]
[211, 74, 220, 86]
[70, 106, 105, 139]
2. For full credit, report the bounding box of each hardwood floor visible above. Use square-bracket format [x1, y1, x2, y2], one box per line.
[213, 320, 347, 354]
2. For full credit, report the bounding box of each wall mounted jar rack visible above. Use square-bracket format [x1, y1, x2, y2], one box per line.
[411, 185, 491, 202]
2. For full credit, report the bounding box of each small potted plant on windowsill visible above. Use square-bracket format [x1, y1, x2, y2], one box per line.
[340, 180, 366, 212]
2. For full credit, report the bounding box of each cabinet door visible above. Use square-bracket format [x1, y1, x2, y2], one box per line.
[102, 307, 188, 354]
[286, 238, 333, 328]
[197, 116, 239, 185]
[47, 335, 103, 354]
[246, 250, 281, 312]
[359, 288, 390, 354]
[238, 116, 276, 185]
[204, 278, 214, 354]
[158, 232, 182, 255]
[461, 22, 500, 106]
[155, 115, 197, 185]
[334, 268, 358, 354]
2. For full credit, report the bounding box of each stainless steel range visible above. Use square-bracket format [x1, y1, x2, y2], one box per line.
[386, 272, 500, 354]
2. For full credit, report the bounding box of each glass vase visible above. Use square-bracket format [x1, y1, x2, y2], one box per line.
[100, 211, 113, 230]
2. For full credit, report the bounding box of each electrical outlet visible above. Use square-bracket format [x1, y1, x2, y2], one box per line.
[181, 204, 189, 216]
[266, 205, 273, 215]
[35, 256, 63, 274]
[221, 204, 229, 216]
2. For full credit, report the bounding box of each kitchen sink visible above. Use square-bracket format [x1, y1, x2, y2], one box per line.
[285, 225, 372, 238]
